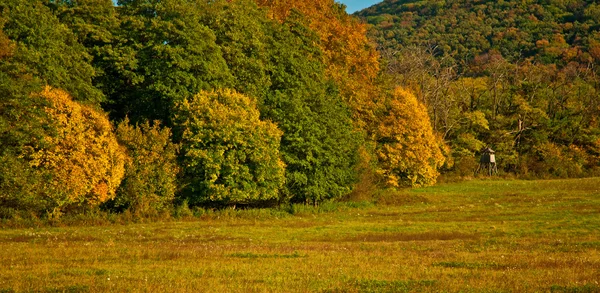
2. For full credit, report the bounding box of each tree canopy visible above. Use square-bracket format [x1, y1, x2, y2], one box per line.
[5, 0, 564, 219]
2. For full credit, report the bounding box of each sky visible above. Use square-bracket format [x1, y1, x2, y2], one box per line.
[338, 0, 382, 14]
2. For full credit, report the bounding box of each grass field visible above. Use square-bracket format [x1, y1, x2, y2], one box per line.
[1, 178, 599, 292]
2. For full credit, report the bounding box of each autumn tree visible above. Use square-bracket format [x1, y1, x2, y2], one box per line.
[1, 7, 124, 218]
[1, 87, 125, 218]
[176, 89, 285, 207]
[32, 87, 125, 214]
[374, 87, 445, 187]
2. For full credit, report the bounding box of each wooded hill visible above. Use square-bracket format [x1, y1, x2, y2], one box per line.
[357, 0, 600, 178]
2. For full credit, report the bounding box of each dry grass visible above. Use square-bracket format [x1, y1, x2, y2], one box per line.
[1, 178, 600, 292]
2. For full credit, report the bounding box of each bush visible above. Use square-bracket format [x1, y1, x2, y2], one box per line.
[518, 142, 586, 178]
[107, 118, 179, 217]
[176, 89, 286, 207]
[3, 86, 126, 218]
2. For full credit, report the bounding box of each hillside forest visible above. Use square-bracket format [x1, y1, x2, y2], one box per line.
[358, 0, 600, 178]
[1, 0, 599, 220]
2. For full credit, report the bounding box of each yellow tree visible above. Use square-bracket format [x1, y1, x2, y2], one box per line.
[29, 86, 126, 216]
[374, 87, 446, 187]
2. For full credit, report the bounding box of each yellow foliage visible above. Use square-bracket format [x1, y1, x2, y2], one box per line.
[0, 17, 15, 60]
[30, 86, 126, 211]
[0, 30, 14, 60]
[374, 87, 446, 187]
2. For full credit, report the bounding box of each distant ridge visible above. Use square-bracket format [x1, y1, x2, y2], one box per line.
[356, 0, 600, 65]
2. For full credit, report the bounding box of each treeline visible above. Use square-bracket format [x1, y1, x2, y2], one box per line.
[0, 0, 445, 219]
[358, 0, 600, 178]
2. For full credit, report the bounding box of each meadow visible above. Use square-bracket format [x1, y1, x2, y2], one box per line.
[1, 178, 599, 292]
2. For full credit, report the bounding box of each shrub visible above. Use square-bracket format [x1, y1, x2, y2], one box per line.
[108, 118, 179, 217]
[176, 89, 286, 206]
[519, 142, 586, 178]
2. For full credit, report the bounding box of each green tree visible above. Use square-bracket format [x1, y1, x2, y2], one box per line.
[0, 0, 102, 103]
[0, 73, 50, 218]
[196, 0, 272, 100]
[176, 89, 285, 207]
[261, 13, 361, 204]
[49, 0, 122, 100]
[55, 0, 234, 125]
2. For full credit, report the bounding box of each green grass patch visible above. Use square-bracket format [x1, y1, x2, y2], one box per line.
[228, 252, 306, 259]
[434, 261, 509, 270]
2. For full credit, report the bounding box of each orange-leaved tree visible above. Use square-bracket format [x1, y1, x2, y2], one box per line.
[374, 87, 446, 187]
[28, 86, 126, 216]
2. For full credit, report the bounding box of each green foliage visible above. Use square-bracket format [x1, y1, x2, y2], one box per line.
[0, 84, 51, 218]
[1, 0, 455, 217]
[358, 0, 599, 66]
[0, 0, 102, 103]
[108, 118, 179, 216]
[50, 0, 121, 99]
[260, 13, 361, 203]
[58, 0, 234, 124]
[196, 0, 272, 99]
[176, 89, 286, 207]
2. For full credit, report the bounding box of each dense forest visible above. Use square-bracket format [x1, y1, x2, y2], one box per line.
[0, 0, 445, 219]
[357, 0, 600, 178]
[1, 0, 598, 220]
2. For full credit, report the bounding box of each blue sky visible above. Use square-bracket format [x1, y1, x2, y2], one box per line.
[338, 0, 382, 14]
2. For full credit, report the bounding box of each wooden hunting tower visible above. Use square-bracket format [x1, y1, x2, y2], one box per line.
[476, 147, 498, 176]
